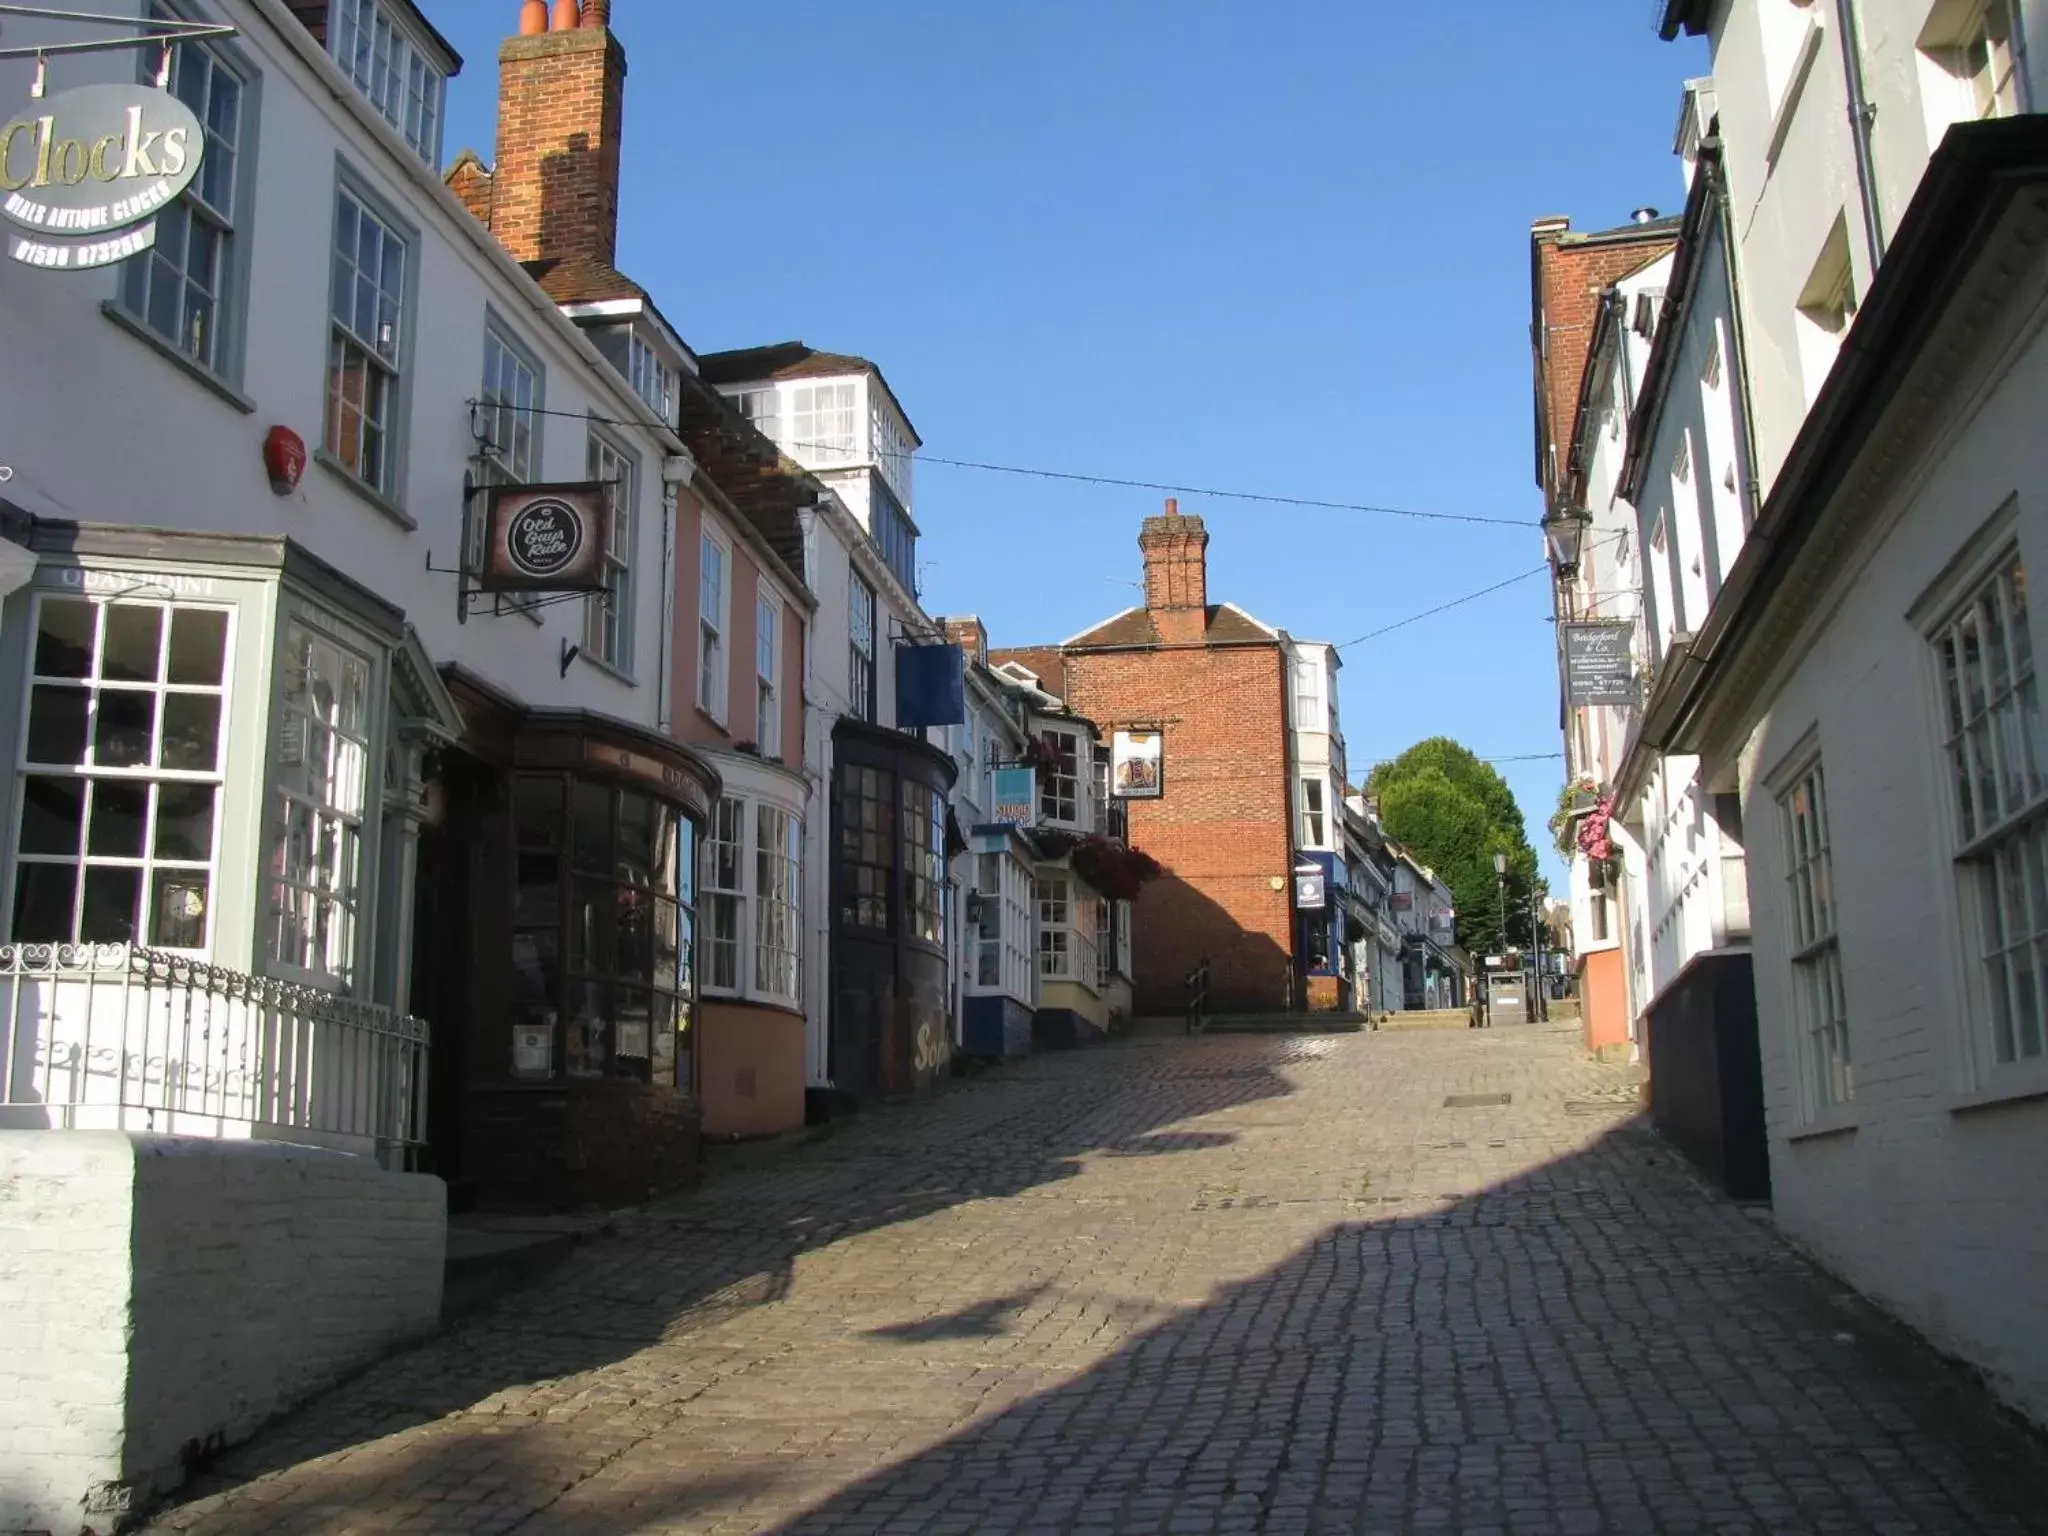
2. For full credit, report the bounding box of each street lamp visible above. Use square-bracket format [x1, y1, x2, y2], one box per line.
[1543, 506, 1594, 579]
[1493, 850, 1508, 961]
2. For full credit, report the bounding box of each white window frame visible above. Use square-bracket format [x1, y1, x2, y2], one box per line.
[472, 320, 544, 600]
[329, 0, 446, 164]
[584, 430, 637, 675]
[755, 589, 782, 758]
[736, 388, 780, 444]
[627, 331, 676, 425]
[119, 3, 248, 381]
[1919, 0, 2022, 128]
[753, 803, 800, 1004]
[1777, 752, 1851, 1115]
[702, 795, 744, 993]
[265, 612, 378, 989]
[1921, 536, 2048, 1082]
[1035, 871, 1100, 990]
[848, 570, 877, 723]
[1039, 727, 1083, 826]
[10, 594, 233, 953]
[1300, 777, 1327, 849]
[790, 381, 856, 465]
[323, 180, 411, 502]
[698, 530, 730, 723]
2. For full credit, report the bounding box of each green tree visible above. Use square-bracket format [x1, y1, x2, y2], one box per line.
[1366, 737, 1542, 954]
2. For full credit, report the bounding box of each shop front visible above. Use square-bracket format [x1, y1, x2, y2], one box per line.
[827, 719, 958, 1102]
[412, 684, 719, 1210]
[1296, 851, 1352, 1012]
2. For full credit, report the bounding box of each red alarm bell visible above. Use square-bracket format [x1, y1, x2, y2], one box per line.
[263, 426, 306, 496]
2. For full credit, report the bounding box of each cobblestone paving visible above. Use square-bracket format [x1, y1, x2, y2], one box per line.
[149, 1024, 2048, 1535]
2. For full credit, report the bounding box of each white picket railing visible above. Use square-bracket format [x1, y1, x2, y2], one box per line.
[0, 943, 429, 1163]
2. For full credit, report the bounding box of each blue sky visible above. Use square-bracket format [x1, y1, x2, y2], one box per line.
[436, 2, 1706, 886]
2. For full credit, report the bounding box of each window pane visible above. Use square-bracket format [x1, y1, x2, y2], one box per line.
[93, 692, 156, 769]
[35, 600, 94, 679]
[153, 782, 216, 862]
[87, 780, 149, 858]
[150, 869, 209, 948]
[11, 863, 76, 941]
[26, 687, 89, 766]
[160, 694, 222, 772]
[80, 866, 141, 943]
[101, 606, 163, 683]
[19, 777, 85, 857]
[166, 609, 228, 686]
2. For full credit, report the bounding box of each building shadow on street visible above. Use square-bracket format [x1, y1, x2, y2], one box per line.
[143, 1092, 2048, 1535]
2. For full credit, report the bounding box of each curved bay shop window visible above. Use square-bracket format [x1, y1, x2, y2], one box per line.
[509, 777, 695, 1088]
[829, 720, 958, 1100]
[12, 596, 231, 947]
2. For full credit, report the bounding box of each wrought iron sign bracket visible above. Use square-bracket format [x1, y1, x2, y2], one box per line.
[0, 4, 237, 65]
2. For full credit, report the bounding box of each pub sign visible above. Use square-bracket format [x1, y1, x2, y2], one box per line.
[479, 483, 610, 593]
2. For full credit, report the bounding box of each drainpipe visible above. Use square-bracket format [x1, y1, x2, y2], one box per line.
[1709, 145, 1766, 525]
[1834, 0, 1887, 267]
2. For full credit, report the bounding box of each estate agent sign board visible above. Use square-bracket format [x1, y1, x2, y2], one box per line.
[2, 84, 204, 270]
[1562, 621, 1639, 707]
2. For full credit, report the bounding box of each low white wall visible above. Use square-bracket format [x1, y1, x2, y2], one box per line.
[0, 1132, 444, 1534]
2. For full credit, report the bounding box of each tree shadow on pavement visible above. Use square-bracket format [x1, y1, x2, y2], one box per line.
[146, 1031, 1312, 1528]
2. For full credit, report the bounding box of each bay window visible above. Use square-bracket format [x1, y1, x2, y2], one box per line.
[1039, 728, 1081, 825]
[266, 616, 373, 985]
[902, 780, 945, 947]
[754, 806, 801, 1002]
[700, 794, 803, 1006]
[703, 796, 743, 991]
[791, 381, 856, 464]
[1035, 872, 1100, 987]
[11, 596, 230, 951]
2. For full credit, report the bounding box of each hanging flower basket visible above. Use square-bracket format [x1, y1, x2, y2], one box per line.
[1576, 795, 1619, 888]
[1069, 836, 1164, 902]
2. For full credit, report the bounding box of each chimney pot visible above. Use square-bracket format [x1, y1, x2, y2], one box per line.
[550, 0, 580, 30]
[584, 0, 609, 25]
[519, 0, 547, 34]
[1164, 497, 1177, 517]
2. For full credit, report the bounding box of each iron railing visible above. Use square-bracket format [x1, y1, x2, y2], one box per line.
[0, 943, 429, 1163]
[1185, 955, 1210, 1034]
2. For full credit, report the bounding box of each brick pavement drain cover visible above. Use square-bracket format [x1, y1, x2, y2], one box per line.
[1443, 1093, 1512, 1108]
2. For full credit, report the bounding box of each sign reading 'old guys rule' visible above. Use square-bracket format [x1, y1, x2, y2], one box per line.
[479, 483, 611, 593]
[1, 84, 204, 270]
[1562, 621, 1640, 707]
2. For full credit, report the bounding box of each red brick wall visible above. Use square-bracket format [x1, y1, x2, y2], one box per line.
[1531, 226, 1676, 509]
[1061, 642, 1294, 1015]
[492, 25, 626, 267]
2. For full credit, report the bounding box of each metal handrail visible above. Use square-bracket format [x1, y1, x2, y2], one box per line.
[1185, 955, 1210, 1035]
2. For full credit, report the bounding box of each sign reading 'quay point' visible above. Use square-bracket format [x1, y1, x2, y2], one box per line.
[1, 84, 204, 270]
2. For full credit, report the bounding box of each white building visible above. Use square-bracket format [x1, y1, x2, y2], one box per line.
[1638, 0, 2048, 1426]
[1285, 638, 1356, 1010]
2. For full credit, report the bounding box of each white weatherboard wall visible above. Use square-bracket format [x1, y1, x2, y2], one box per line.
[0, 1132, 444, 1532]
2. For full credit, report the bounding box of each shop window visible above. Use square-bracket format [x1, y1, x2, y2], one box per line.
[1036, 872, 1100, 986]
[266, 617, 372, 985]
[510, 776, 694, 1087]
[840, 765, 891, 930]
[974, 852, 1003, 987]
[902, 778, 944, 946]
[11, 596, 230, 950]
[755, 805, 801, 1001]
[703, 796, 743, 991]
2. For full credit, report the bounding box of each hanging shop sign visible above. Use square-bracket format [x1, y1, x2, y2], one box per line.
[478, 482, 610, 592]
[1, 84, 204, 270]
[1295, 862, 1326, 909]
[1562, 621, 1639, 707]
[1110, 728, 1164, 799]
[895, 643, 966, 728]
[991, 766, 1036, 829]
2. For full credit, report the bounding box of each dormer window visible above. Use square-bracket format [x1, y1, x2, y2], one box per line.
[331, 0, 447, 165]
[627, 332, 676, 425]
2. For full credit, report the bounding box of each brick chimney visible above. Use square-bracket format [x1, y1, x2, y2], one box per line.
[1139, 498, 1210, 644]
[491, 0, 626, 268]
[940, 616, 989, 664]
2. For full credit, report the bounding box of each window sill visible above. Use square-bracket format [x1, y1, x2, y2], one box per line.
[314, 449, 417, 530]
[694, 704, 729, 736]
[1765, 20, 1826, 170]
[100, 301, 256, 416]
[576, 648, 637, 688]
[698, 992, 804, 1021]
[1785, 1104, 1859, 1143]
[1948, 1068, 2048, 1118]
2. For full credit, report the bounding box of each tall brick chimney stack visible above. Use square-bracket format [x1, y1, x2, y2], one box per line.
[940, 617, 989, 664]
[492, 0, 626, 268]
[1139, 498, 1210, 644]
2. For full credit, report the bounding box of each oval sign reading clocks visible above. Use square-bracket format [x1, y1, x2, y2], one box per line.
[1, 84, 207, 271]
[505, 496, 586, 580]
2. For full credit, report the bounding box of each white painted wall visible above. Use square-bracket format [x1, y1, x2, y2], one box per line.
[0, 0, 674, 754]
[1732, 278, 2048, 1428]
[0, 1131, 443, 1532]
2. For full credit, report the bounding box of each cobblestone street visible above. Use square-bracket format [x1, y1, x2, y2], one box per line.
[150, 1024, 2048, 1536]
